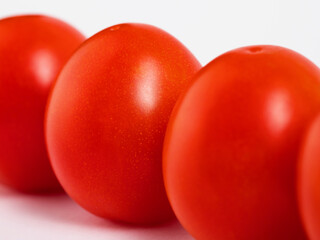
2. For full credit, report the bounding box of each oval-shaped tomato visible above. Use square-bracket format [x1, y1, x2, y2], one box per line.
[163, 45, 320, 239]
[298, 114, 320, 240]
[0, 15, 85, 192]
[45, 23, 201, 224]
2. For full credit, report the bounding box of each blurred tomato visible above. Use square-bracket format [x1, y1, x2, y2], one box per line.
[163, 45, 320, 239]
[45, 23, 201, 224]
[298, 114, 320, 240]
[0, 15, 85, 192]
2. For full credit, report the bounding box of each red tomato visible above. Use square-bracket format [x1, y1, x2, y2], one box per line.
[298, 114, 320, 240]
[0, 15, 85, 192]
[163, 45, 320, 239]
[45, 23, 201, 224]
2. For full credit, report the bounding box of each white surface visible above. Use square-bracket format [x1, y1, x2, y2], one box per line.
[0, 0, 320, 239]
[0, 185, 193, 240]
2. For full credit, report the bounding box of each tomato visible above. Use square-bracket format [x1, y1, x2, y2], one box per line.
[0, 15, 85, 192]
[298, 114, 320, 240]
[163, 45, 320, 239]
[45, 23, 201, 224]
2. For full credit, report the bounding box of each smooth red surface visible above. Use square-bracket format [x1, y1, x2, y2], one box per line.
[45, 23, 201, 224]
[163, 45, 320, 239]
[298, 114, 320, 240]
[0, 15, 85, 192]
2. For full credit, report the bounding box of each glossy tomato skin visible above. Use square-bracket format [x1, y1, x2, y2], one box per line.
[163, 45, 320, 239]
[298, 114, 320, 240]
[45, 23, 201, 224]
[0, 15, 85, 192]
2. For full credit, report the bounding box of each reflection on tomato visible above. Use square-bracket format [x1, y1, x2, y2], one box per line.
[163, 45, 320, 239]
[0, 15, 85, 192]
[45, 23, 201, 224]
[298, 114, 320, 240]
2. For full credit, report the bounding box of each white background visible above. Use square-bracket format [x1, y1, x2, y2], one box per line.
[1, 0, 320, 66]
[0, 0, 319, 239]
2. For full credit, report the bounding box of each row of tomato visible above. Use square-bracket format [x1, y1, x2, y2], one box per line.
[0, 14, 319, 240]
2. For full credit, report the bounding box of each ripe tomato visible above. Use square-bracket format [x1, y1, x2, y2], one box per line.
[298, 114, 320, 240]
[45, 23, 201, 224]
[163, 45, 320, 239]
[0, 15, 85, 192]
